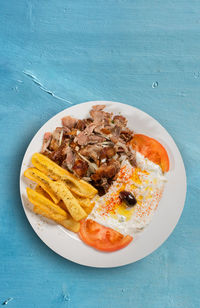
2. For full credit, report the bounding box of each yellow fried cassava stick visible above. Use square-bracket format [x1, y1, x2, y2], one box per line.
[83, 204, 95, 215]
[59, 218, 80, 233]
[31, 153, 97, 198]
[33, 204, 80, 233]
[35, 182, 94, 213]
[35, 179, 92, 209]
[49, 181, 87, 221]
[71, 192, 91, 208]
[27, 187, 67, 220]
[35, 184, 52, 200]
[24, 168, 60, 204]
[27, 188, 80, 232]
[35, 185, 68, 212]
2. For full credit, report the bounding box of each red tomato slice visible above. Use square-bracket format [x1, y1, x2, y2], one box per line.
[79, 219, 133, 252]
[130, 134, 169, 172]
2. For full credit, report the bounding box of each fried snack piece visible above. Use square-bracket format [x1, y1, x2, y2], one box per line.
[35, 185, 68, 213]
[24, 168, 60, 204]
[35, 184, 93, 214]
[83, 204, 95, 215]
[33, 204, 80, 233]
[35, 184, 52, 200]
[49, 181, 87, 221]
[35, 185, 94, 215]
[59, 219, 80, 233]
[27, 187, 67, 220]
[27, 188, 80, 232]
[71, 192, 91, 208]
[71, 193, 95, 214]
[58, 200, 68, 212]
[31, 153, 97, 198]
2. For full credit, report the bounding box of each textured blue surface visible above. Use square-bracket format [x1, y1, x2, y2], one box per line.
[0, 0, 200, 307]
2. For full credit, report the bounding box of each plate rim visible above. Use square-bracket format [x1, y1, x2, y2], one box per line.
[19, 100, 187, 268]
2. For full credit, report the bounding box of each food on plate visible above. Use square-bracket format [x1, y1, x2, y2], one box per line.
[24, 105, 170, 252]
[31, 153, 97, 198]
[24, 168, 60, 204]
[35, 184, 52, 200]
[130, 134, 169, 172]
[27, 187, 67, 219]
[87, 159, 166, 237]
[35, 184, 69, 212]
[27, 187, 80, 232]
[41, 105, 136, 196]
[79, 219, 133, 252]
[24, 156, 95, 231]
[49, 180, 87, 221]
[71, 193, 91, 208]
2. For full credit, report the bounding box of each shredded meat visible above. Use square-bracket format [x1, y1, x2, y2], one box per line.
[90, 105, 112, 126]
[62, 116, 77, 129]
[49, 140, 69, 164]
[100, 147, 116, 160]
[120, 128, 133, 142]
[72, 159, 88, 177]
[61, 147, 75, 170]
[91, 159, 120, 182]
[75, 119, 86, 131]
[75, 131, 105, 146]
[49, 127, 63, 151]
[80, 145, 102, 163]
[41, 104, 136, 194]
[41, 132, 52, 153]
[113, 115, 127, 127]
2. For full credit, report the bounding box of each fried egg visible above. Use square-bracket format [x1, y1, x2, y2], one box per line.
[88, 152, 166, 236]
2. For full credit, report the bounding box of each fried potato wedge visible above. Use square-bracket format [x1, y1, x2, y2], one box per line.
[35, 184, 52, 200]
[83, 204, 95, 215]
[33, 203, 80, 232]
[71, 193, 91, 208]
[49, 181, 87, 221]
[58, 200, 68, 212]
[27, 187, 67, 221]
[33, 203, 66, 222]
[59, 219, 80, 233]
[35, 185, 68, 213]
[24, 168, 60, 204]
[31, 153, 97, 198]
[27, 188, 80, 232]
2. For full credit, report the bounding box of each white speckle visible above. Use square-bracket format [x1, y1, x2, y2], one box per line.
[12, 86, 19, 92]
[179, 92, 186, 97]
[2, 298, 13, 305]
[152, 81, 158, 88]
[62, 284, 70, 303]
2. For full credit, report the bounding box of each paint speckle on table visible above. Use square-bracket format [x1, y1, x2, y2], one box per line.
[152, 81, 159, 88]
[2, 298, 13, 306]
[23, 71, 73, 105]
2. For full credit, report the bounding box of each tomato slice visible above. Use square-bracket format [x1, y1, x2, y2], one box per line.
[79, 219, 133, 252]
[130, 134, 169, 172]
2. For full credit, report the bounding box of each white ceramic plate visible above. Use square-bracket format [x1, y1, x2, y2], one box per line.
[20, 101, 186, 268]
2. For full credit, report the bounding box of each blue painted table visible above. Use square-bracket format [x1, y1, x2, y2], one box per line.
[0, 0, 200, 307]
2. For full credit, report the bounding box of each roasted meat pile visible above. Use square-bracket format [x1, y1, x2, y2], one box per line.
[41, 105, 136, 195]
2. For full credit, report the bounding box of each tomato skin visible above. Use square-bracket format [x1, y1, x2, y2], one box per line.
[130, 134, 169, 172]
[79, 219, 133, 252]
